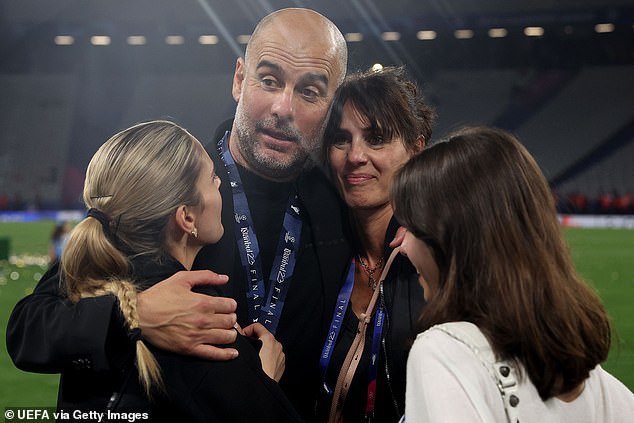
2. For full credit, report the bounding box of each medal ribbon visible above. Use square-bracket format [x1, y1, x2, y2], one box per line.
[218, 132, 303, 334]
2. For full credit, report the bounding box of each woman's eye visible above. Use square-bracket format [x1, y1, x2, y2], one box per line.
[332, 135, 350, 147]
[368, 134, 385, 146]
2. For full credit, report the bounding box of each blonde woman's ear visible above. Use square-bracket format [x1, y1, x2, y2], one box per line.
[174, 205, 195, 236]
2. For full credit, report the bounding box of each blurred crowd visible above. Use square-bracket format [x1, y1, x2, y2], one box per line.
[3, 190, 634, 215]
[555, 191, 634, 215]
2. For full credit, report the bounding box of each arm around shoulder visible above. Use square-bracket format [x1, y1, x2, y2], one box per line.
[6, 264, 125, 373]
[136, 270, 239, 361]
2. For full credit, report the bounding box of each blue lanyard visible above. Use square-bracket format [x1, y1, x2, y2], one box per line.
[217, 132, 303, 335]
[320, 259, 356, 395]
[320, 258, 386, 416]
[366, 299, 385, 416]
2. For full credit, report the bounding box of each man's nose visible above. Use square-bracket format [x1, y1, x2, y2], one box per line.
[271, 87, 294, 119]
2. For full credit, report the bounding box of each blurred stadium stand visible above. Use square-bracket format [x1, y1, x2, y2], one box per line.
[1, 0, 633, 213]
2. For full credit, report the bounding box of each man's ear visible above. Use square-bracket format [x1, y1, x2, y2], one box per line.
[174, 205, 196, 235]
[232, 57, 245, 102]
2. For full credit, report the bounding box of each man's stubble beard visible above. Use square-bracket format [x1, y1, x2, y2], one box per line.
[233, 107, 323, 181]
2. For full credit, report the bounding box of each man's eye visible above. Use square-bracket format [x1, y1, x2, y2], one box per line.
[261, 77, 279, 88]
[302, 88, 319, 99]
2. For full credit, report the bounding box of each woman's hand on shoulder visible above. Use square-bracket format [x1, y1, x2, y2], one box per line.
[242, 323, 285, 382]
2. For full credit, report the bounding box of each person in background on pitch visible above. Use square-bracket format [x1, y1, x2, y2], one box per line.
[8, 8, 350, 421]
[317, 66, 436, 423]
[394, 126, 634, 422]
[49, 220, 71, 265]
[58, 119, 301, 422]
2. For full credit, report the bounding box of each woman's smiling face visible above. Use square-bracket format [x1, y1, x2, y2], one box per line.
[328, 102, 414, 212]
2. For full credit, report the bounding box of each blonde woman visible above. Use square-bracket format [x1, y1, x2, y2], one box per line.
[58, 120, 301, 422]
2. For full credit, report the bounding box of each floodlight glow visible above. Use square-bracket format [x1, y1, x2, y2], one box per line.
[237, 35, 251, 44]
[199, 35, 219, 44]
[91, 36, 111, 46]
[488, 28, 508, 38]
[127, 36, 146, 45]
[345, 33, 363, 42]
[54, 36, 74, 45]
[595, 23, 615, 33]
[454, 29, 474, 39]
[524, 27, 544, 37]
[416, 30, 437, 40]
[165, 35, 185, 45]
[382, 32, 401, 41]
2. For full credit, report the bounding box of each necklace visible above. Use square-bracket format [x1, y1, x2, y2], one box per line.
[357, 254, 384, 290]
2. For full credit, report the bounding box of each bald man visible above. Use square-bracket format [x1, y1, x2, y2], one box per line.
[8, 8, 351, 420]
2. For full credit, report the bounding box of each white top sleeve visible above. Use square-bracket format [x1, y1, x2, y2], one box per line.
[405, 326, 634, 423]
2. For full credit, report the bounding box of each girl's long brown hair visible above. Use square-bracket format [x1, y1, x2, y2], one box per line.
[392, 126, 611, 400]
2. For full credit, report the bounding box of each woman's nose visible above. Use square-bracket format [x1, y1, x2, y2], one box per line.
[347, 139, 368, 164]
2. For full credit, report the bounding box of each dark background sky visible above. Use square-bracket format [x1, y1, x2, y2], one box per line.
[1, 0, 633, 209]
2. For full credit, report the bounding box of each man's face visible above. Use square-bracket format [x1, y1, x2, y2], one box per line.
[230, 19, 344, 181]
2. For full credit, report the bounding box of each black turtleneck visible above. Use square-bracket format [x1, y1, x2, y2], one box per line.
[237, 162, 294, 280]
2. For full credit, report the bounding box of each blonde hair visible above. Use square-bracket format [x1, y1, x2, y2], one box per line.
[61, 120, 205, 396]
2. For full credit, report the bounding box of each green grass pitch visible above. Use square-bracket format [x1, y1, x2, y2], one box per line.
[1, 221, 632, 409]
